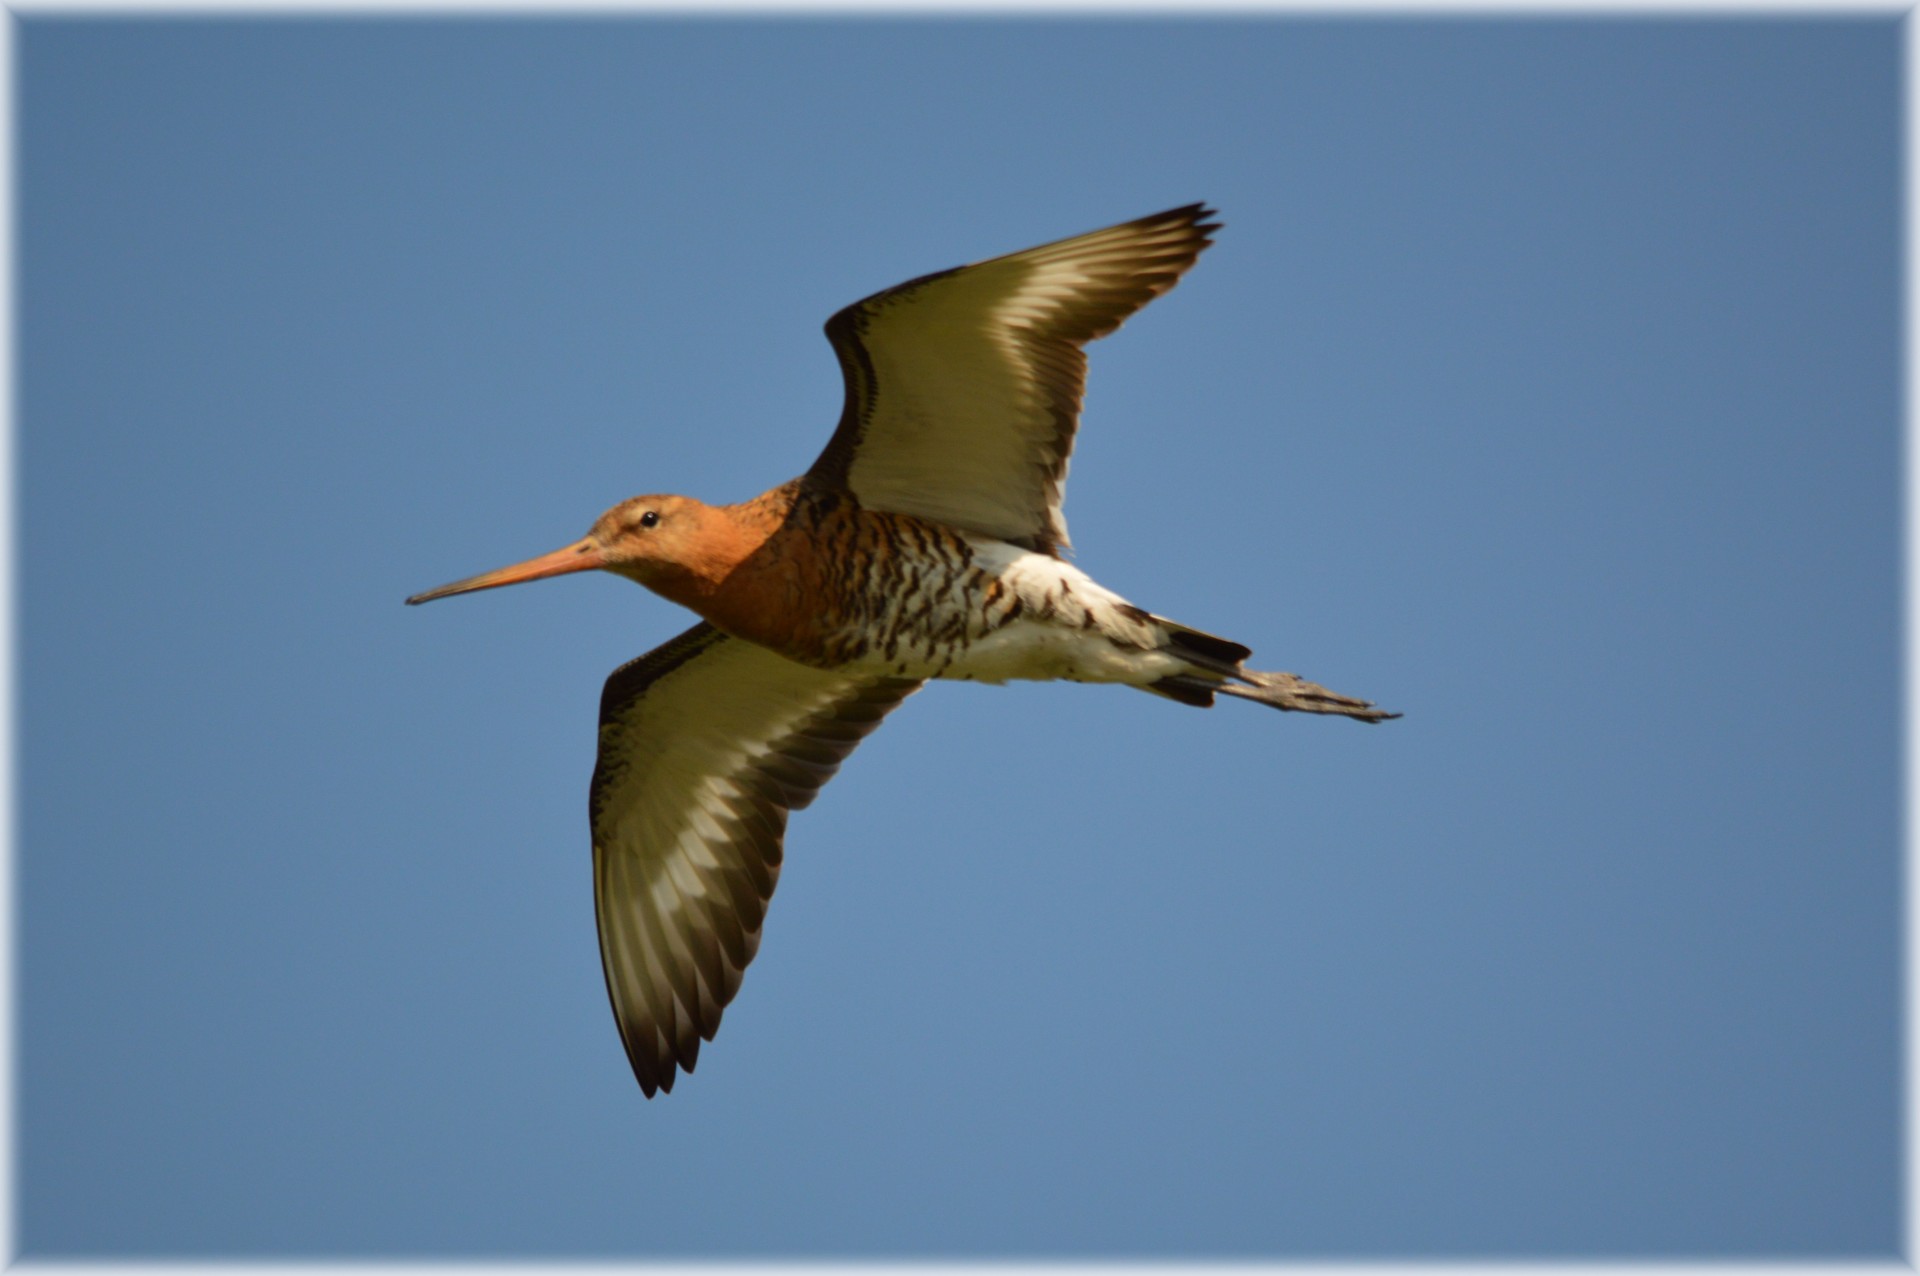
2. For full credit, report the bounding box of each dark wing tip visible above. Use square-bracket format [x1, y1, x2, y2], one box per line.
[614, 1002, 694, 1099]
[1132, 201, 1222, 243]
[1155, 200, 1220, 226]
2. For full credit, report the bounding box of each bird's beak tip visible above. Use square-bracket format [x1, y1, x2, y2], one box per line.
[405, 539, 605, 608]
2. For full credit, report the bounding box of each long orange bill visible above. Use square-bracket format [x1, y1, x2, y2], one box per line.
[406, 538, 605, 605]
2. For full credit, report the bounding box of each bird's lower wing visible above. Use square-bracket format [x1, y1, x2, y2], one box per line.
[589, 622, 922, 1097]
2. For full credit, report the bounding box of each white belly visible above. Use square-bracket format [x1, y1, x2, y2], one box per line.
[939, 619, 1189, 686]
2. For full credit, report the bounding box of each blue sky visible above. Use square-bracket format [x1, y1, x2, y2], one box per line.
[18, 15, 1900, 1258]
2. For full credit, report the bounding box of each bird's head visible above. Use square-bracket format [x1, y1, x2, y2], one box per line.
[406, 493, 728, 606]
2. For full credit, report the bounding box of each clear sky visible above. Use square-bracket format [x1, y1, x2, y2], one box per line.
[18, 14, 1900, 1259]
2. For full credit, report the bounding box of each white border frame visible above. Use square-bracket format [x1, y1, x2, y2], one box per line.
[2, 3, 1906, 1270]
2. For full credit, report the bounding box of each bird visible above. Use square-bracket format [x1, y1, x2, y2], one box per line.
[408, 203, 1397, 1098]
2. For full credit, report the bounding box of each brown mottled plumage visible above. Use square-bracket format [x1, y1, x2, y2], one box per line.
[409, 204, 1397, 1097]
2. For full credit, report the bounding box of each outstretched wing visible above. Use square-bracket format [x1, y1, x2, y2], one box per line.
[807, 204, 1219, 558]
[589, 623, 922, 1096]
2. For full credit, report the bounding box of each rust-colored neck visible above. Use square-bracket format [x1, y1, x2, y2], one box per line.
[640, 481, 810, 638]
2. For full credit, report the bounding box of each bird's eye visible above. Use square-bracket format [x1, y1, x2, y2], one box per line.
[639, 510, 660, 529]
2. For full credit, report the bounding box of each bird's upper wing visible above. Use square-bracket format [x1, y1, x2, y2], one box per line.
[806, 204, 1219, 557]
[589, 622, 921, 1097]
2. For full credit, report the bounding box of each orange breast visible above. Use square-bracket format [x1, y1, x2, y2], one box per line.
[659, 482, 843, 664]
[651, 481, 975, 672]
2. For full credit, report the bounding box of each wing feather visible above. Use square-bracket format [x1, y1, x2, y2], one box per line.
[808, 203, 1219, 555]
[589, 622, 921, 1096]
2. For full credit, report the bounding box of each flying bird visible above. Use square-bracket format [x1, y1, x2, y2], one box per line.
[408, 204, 1397, 1097]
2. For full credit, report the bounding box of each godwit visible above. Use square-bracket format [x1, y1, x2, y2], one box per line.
[409, 204, 1397, 1097]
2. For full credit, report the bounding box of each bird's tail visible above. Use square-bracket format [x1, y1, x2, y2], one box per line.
[1142, 616, 1400, 723]
[1215, 669, 1399, 721]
